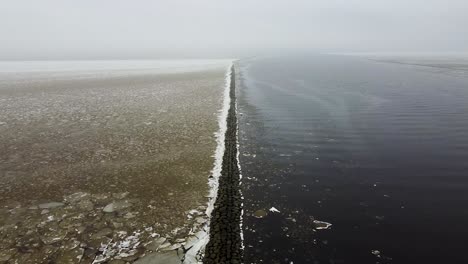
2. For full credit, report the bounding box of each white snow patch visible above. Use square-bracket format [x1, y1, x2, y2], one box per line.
[0, 60, 231, 74]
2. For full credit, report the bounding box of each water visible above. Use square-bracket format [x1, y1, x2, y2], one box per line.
[238, 55, 468, 263]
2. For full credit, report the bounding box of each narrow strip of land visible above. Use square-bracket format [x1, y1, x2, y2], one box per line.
[203, 66, 243, 264]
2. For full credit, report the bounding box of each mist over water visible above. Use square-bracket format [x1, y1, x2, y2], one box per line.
[1, 1, 468, 60]
[238, 54, 468, 263]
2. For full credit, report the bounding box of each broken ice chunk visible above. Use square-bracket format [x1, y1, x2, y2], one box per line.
[269, 207, 280, 213]
[39, 202, 64, 209]
[313, 220, 332, 230]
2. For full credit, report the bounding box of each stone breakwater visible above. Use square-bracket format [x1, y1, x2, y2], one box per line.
[203, 66, 243, 264]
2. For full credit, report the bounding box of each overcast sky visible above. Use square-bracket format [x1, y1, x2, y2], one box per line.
[1, 0, 467, 59]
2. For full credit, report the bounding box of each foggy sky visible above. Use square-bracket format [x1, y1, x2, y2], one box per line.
[1, 0, 467, 60]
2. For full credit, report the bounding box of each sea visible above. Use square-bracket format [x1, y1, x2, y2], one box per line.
[238, 54, 468, 264]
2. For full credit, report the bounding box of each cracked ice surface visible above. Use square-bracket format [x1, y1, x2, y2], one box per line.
[0, 60, 230, 263]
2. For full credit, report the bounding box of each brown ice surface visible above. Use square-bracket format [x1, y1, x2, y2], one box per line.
[0, 61, 228, 263]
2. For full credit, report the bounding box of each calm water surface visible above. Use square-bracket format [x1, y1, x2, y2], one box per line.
[238, 55, 468, 264]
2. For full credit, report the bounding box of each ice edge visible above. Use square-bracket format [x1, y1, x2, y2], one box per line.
[184, 62, 233, 263]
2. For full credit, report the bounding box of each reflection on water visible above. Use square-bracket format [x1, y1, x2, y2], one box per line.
[238, 55, 468, 264]
[0, 62, 227, 262]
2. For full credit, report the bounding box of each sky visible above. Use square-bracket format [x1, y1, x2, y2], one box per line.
[1, 0, 467, 59]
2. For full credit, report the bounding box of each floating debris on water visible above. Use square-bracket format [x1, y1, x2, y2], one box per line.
[269, 207, 280, 213]
[313, 220, 332, 230]
[375, 215, 385, 221]
[253, 209, 268, 219]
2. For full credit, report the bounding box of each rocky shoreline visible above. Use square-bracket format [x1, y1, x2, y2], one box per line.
[203, 66, 243, 264]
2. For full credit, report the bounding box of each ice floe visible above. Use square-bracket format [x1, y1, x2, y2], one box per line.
[269, 207, 281, 213]
[313, 220, 333, 230]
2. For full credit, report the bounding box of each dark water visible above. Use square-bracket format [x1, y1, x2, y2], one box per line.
[237, 55, 468, 264]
